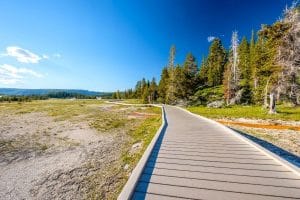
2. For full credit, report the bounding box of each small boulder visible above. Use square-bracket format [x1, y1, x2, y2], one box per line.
[129, 142, 142, 154]
[123, 164, 129, 170]
[207, 100, 224, 108]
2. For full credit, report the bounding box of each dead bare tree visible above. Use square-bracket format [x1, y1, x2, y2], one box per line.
[226, 31, 241, 105]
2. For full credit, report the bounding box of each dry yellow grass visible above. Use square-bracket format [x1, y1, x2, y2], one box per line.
[0, 99, 161, 199]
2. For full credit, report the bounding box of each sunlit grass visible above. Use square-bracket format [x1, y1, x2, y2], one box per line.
[188, 105, 300, 121]
[112, 114, 161, 199]
[83, 105, 162, 199]
[0, 99, 103, 118]
[121, 99, 144, 104]
[0, 99, 163, 199]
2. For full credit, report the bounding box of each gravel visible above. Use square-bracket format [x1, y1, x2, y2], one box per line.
[0, 112, 127, 200]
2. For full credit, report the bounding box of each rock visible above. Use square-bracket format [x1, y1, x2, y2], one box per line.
[229, 89, 243, 105]
[176, 99, 188, 107]
[207, 100, 224, 108]
[129, 142, 142, 154]
[123, 164, 129, 170]
[132, 142, 142, 149]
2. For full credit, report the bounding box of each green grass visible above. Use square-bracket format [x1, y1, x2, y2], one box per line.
[0, 99, 163, 199]
[121, 116, 161, 166]
[188, 105, 300, 121]
[121, 106, 161, 169]
[109, 107, 161, 199]
[90, 114, 127, 132]
[0, 99, 104, 119]
[121, 99, 144, 104]
[0, 99, 161, 199]
[86, 106, 162, 200]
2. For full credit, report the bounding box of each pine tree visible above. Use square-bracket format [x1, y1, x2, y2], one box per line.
[134, 80, 142, 99]
[127, 89, 133, 99]
[112, 92, 117, 99]
[116, 90, 121, 99]
[238, 37, 252, 103]
[174, 64, 184, 99]
[199, 56, 209, 85]
[258, 21, 290, 113]
[158, 67, 169, 103]
[277, 4, 300, 106]
[182, 53, 199, 99]
[142, 86, 150, 103]
[149, 77, 158, 103]
[252, 37, 266, 104]
[124, 4, 299, 109]
[207, 38, 227, 87]
[124, 89, 129, 99]
[141, 78, 147, 97]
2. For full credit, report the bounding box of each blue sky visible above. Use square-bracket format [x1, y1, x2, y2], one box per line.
[0, 0, 294, 92]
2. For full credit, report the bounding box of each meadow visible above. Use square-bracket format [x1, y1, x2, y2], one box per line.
[187, 105, 300, 121]
[0, 99, 161, 199]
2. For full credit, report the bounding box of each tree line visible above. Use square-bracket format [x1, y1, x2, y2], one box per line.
[0, 91, 99, 102]
[113, 4, 300, 113]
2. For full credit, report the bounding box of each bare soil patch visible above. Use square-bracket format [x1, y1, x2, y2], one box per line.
[216, 118, 300, 157]
[0, 111, 120, 200]
[218, 119, 300, 131]
[0, 100, 161, 200]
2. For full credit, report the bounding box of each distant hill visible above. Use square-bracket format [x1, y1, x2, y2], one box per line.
[0, 88, 111, 97]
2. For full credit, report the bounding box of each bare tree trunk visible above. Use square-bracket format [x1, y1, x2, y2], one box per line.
[232, 31, 239, 83]
[290, 72, 298, 106]
[276, 85, 281, 101]
[226, 73, 231, 105]
[263, 78, 270, 108]
[290, 85, 298, 106]
[254, 77, 257, 89]
[269, 92, 276, 114]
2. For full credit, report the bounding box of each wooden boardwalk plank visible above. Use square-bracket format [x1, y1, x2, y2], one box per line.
[130, 105, 300, 199]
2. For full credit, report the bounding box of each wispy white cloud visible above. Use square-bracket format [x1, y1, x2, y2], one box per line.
[0, 64, 43, 84]
[42, 54, 49, 59]
[53, 53, 61, 58]
[4, 46, 42, 63]
[0, 46, 62, 63]
[207, 36, 216, 42]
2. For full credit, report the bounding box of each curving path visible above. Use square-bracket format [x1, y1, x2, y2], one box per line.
[130, 105, 300, 200]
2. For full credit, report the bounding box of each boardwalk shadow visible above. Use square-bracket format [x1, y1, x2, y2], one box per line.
[132, 106, 168, 199]
[230, 128, 300, 167]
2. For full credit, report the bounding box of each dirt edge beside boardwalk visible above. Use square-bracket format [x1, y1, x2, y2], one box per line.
[216, 118, 300, 158]
[218, 120, 300, 131]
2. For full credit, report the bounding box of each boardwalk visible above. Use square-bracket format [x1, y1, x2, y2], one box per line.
[130, 106, 300, 200]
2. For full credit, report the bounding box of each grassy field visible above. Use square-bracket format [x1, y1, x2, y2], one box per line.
[0, 99, 162, 199]
[0, 99, 105, 120]
[88, 105, 161, 199]
[111, 107, 161, 199]
[121, 99, 144, 104]
[187, 105, 300, 121]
